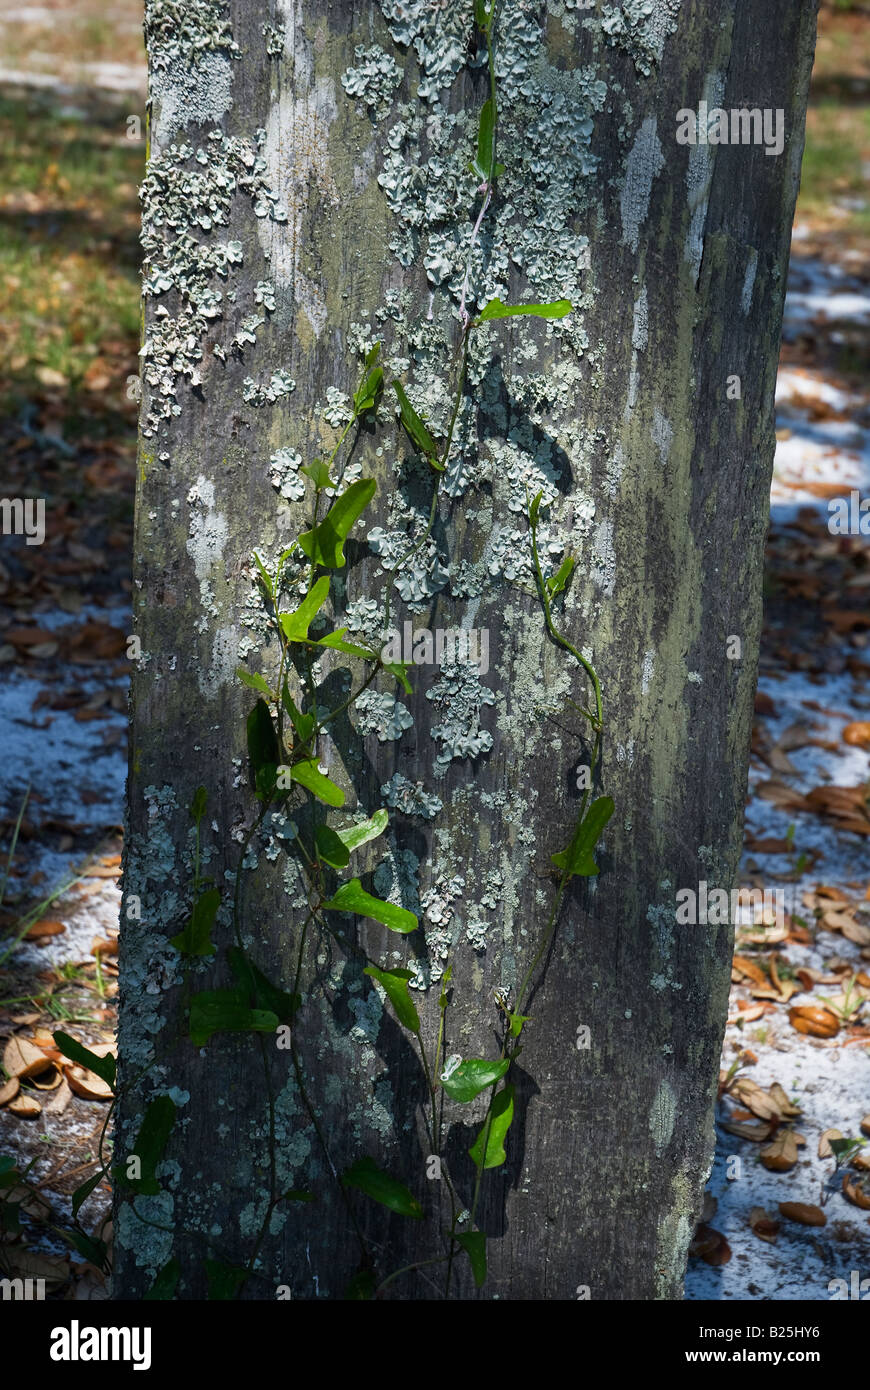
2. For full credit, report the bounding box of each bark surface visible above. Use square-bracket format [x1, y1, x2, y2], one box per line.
[116, 0, 818, 1300]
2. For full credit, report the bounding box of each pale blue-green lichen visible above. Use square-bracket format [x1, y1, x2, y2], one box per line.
[354, 689, 415, 741]
[269, 447, 306, 502]
[262, 21, 286, 56]
[599, 0, 682, 77]
[380, 772, 443, 820]
[426, 657, 495, 775]
[341, 44, 403, 117]
[139, 126, 287, 436]
[242, 370, 296, 405]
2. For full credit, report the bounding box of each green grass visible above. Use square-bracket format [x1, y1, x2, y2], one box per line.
[798, 99, 870, 235]
[0, 94, 142, 400]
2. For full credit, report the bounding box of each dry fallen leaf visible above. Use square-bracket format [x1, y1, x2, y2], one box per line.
[732, 955, 768, 987]
[788, 1005, 840, 1038]
[8, 1093, 42, 1117]
[861, 1115, 870, 1138]
[0, 1076, 19, 1106]
[729, 1077, 783, 1122]
[30, 1063, 62, 1091]
[689, 1224, 732, 1266]
[3, 1035, 53, 1080]
[842, 1172, 870, 1211]
[749, 1206, 780, 1242]
[819, 1128, 844, 1159]
[727, 1002, 768, 1025]
[2, 1248, 69, 1291]
[843, 722, 870, 748]
[44, 1077, 72, 1114]
[24, 918, 66, 941]
[778, 1201, 826, 1227]
[64, 1064, 113, 1102]
[760, 1130, 799, 1172]
[721, 1119, 773, 1142]
[769, 1082, 802, 1118]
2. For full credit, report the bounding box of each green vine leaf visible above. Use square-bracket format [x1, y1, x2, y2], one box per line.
[476, 297, 573, 324]
[364, 965, 420, 1034]
[53, 1031, 116, 1091]
[189, 785, 208, 822]
[353, 341, 383, 417]
[470, 99, 504, 183]
[236, 668, 271, 696]
[314, 823, 351, 869]
[252, 550, 274, 600]
[114, 1094, 177, 1196]
[170, 886, 220, 956]
[322, 878, 417, 933]
[281, 688, 315, 745]
[438, 963, 453, 1010]
[469, 1083, 514, 1170]
[393, 380, 444, 471]
[341, 1156, 423, 1219]
[336, 808, 388, 853]
[353, 354, 384, 416]
[189, 989, 279, 1048]
[71, 1171, 104, 1219]
[301, 458, 332, 490]
[315, 628, 377, 660]
[546, 555, 575, 599]
[298, 477, 376, 568]
[474, 0, 494, 28]
[247, 698, 279, 777]
[456, 1230, 487, 1288]
[440, 1057, 509, 1103]
[226, 947, 300, 1024]
[144, 1257, 181, 1301]
[282, 758, 345, 807]
[508, 1011, 530, 1038]
[382, 658, 413, 695]
[205, 1259, 248, 1300]
[64, 1231, 108, 1266]
[344, 1269, 377, 1299]
[280, 575, 331, 642]
[551, 795, 614, 879]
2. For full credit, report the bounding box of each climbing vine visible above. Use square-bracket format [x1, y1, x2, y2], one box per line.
[58, 0, 618, 1300]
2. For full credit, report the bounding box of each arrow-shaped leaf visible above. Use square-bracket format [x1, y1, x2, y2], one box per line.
[341, 1156, 423, 1218]
[314, 823, 350, 869]
[189, 989, 278, 1047]
[53, 1031, 116, 1091]
[283, 758, 345, 808]
[469, 1083, 514, 1170]
[115, 1094, 177, 1195]
[247, 698, 279, 775]
[476, 298, 572, 324]
[236, 668, 272, 696]
[551, 795, 614, 878]
[336, 808, 388, 853]
[364, 965, 420, 1033]
[298, 478, 376, 568]
[393, 381, 444, 471]
[546, 555, 575, 599]
[280, 575, 331, 642]
[440, 1057, 509, 1103]
[321, 878, 417, 933]
[170, 886, 220, 956]
[227, 946, 300, 1024]
[456, 1230, 487, 1288]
